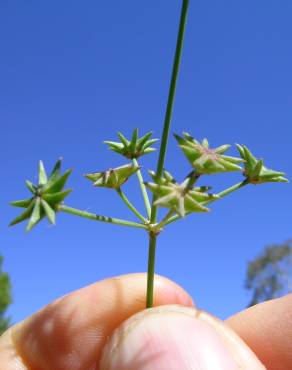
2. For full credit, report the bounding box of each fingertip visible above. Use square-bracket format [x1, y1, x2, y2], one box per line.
[152, 274, 194, 307]
[100, 305, 265, 370]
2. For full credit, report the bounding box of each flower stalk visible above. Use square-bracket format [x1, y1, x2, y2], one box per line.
[59, 205, 147, 230]
[146, 0, 190, 308]
[146, 235, 157, 308]
[116, 187, 148, 224]
[132, 158, 151, 218]
[214, 180, 249, 200]
[163, 180, 249, 226]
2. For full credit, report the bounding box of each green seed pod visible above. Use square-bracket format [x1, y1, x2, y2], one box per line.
[145, 171, 218, 217]
[148, 170, 176, 185]
[10, 158, 72, 231]
[26, 197, 42, 232]
[174, 133, 243, 174]
[41, 199, 56, 225]
[104, 129, 158, 159]
[85, 163, 140, 189]
[236, 144, 288, 184]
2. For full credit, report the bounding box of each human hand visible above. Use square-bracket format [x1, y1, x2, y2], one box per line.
[0, 274, 290, 369]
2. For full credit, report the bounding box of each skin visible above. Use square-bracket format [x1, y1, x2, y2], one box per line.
[0, 273, 290, 369]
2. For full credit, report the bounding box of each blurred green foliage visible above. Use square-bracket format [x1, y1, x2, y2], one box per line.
[246, 241, 292, 307]
[0, 256, 12, 334]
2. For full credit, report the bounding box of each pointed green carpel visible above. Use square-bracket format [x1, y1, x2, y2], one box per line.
[10, 198, 33, 208]
[10, 158, 72, 231]
[104, 129, 158, 159]
[236, 144, 288, 184]
[145, 170, 218, 217]
[26, 197, 41, 232]
[174, 132, 243, 174]
[85, 163, 140, 189]
[25, 180, 37, 194]
[148, 169, 176, 185]
[38, 160, 48, 186]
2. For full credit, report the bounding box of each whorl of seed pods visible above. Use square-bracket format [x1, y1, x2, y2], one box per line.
[10, 159, 72, 231]
[104, 128, 158, 159]
[85, 163, 140, 189]
[174, 132, 243, 174]
[145, 170, 218, 217]
[236, 144, 288, 184]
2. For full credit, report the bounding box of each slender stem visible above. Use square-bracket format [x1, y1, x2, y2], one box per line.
[165, 180, 249, 225]
[213, 180, 248, 200]
[133, 158, 151, 218]
[59, 205, 147, 230]
[150, 0, 189, 224]
[146, 0, 189, 309]
[185, 170, 201, 190]
[146, 235, 157, 308]
[156, 209, 175, 230]
[160, 211, 180, 226]
[116, 188, 147, 223]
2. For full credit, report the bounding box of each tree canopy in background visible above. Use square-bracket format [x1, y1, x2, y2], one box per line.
[245, 240, 292, 307]
[0, 256, 12, 334]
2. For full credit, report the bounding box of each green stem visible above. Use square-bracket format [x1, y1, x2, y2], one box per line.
[146, 0, 189, 309]
[150, 0, 189, 224]
[165, 180, 249, 225]
[185, 170, 201, 190]
[146, 235, 157, 308]
[59, 205, 147, 230]
[133, 158, 151, 219]
[156, 209, 175, 230]
[116, 188, 147, 223]
[214, 180, 248, 200]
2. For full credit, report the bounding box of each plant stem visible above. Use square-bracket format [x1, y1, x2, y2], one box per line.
[146, 235, 157, 308]
[132, 158, 151, 219]
[164, 180, 249, 225]
[156, 209, 175, 229]
[150, 0, 189, 224]
[185, 170, 201, 190]
[59, 205, 147, 230]
[116, 188, 147, 223]
[146, 0, 189, 308]
[213, 180, 248, 200]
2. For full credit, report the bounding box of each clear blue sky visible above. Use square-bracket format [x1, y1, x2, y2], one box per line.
[1, 0, 291, 323]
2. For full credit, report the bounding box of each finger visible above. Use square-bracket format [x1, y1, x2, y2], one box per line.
[0, 273, 192, 370]
[227, 294, 292, 370]
[100, 305, 265, 370]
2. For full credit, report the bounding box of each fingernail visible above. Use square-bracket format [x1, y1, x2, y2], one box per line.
[100, 305, 265, 370]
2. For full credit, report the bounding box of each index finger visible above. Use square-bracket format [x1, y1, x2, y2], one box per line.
[0, 273, 193, 370]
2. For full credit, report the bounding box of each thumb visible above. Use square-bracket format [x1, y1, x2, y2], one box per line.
[100, 305, 265, 370]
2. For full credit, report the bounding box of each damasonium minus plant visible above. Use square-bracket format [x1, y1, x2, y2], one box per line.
[9, 0, 288, 308]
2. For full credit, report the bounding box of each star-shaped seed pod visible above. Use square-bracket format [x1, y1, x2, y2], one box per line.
[174, 132, 243, 174]
[236, 144, 288, 184]
[85, 163, 140, 189]
[104, 129, 158, 159]
[145, 171, 218, 217]
[10, 159, 72, 231]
